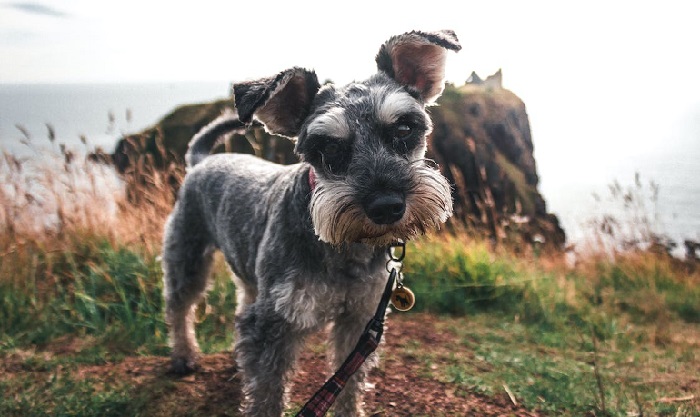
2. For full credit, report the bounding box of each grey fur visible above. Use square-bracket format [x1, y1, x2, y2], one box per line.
[162, 30, 460, 417]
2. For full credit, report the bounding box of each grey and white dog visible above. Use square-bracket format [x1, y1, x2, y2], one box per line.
[162, 30, 460, 417]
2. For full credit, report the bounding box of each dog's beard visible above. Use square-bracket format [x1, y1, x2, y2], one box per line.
[309, 165, 453, 246]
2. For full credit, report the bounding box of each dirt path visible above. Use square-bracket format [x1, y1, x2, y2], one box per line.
[3, 314, 542, 416]
[119, 314, 539, 416]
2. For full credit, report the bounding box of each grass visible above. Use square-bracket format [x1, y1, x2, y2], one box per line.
[401, 233, 699, 415]
[0, 372, 138, 417]
[0, 238, 237, 359]
[411, 313, 699, 416]
[1, 134, 698, 416]
[2, 234, 696, 415]
[406, 233, 700, 329]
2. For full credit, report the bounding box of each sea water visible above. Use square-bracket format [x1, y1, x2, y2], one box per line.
[0, 82, 229, 154]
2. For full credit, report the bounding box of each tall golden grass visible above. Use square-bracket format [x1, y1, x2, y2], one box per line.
[0, 127, 182, 257]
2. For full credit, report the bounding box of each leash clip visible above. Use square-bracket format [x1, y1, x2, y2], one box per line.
[387, 241, 406, 262]
[386, 241, 405, 273]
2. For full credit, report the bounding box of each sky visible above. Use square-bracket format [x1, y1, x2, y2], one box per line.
[1, 0, 699, 242]
[2, 1, 698, 87]
[2, 0, 698, 161]
[2, 1, 699, 135]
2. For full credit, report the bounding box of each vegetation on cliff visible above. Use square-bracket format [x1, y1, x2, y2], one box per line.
[429, 77, 564, 250]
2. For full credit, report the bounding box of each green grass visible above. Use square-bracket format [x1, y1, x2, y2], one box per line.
[405, 235, 700, 331]
[469, 342, 585, 409]
[404, 237, 531, 315]
[0, 372, 139, 417]
[0, 236, 236, 358]
[397, 313, 699, 416]
[1, 238, 165, 355]
[1, 233, 698, 416]
[398, 235, 700, 415]
[453, 317, 616, 414]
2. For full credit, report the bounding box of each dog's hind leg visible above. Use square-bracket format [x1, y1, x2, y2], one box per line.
[161, 207, 215, 374]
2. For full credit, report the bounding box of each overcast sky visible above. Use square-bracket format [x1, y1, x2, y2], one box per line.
[2, 1, 699, 161]
[1, 1, 697, 88]
[2, 0, 699, 242]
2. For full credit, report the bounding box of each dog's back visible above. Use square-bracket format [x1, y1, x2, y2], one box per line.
[175, 153, 307, 283]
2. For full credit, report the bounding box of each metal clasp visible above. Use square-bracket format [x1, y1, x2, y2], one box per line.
[386, 241, 405, 274]
[387, 241, 405, 262]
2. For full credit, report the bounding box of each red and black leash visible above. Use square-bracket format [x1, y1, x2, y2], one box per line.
[295, 242, 404, 417]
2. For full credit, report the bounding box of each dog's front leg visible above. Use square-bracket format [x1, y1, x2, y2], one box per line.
[330, 311, 381, 417]
[234, 302, 308, 417]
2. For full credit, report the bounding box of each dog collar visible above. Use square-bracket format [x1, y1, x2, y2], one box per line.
[308, 166, 316, 191]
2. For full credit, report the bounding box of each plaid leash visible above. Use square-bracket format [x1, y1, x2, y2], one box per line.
[295, 266, 398, 417]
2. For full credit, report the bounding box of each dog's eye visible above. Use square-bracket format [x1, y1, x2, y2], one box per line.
[394, 124, 412, 140]
[323, 142, 341, 156]
[318, 139, 350, 175]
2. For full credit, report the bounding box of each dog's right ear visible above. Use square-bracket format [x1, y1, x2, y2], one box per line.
[233, 67, 321, 138]
[376, 30, 461, 104]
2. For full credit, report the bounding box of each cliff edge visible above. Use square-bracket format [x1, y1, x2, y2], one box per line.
[429, 71, 565, 249]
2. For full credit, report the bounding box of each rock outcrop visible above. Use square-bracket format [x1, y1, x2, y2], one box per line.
[111, 72, 565, 250]
[429, 73, 564, 249]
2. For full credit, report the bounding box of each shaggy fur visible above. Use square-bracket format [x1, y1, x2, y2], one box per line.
[162, 30, 460, 417]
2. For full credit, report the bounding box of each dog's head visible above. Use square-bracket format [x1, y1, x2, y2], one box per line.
[233, 30, 461, 246]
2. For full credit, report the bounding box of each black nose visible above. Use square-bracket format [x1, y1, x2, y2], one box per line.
[364, 192, 406, 225]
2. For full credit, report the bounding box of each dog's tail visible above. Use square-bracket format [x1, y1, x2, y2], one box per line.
[185, 111, 247, 168]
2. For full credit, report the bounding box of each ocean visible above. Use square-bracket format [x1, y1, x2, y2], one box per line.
[1, 83, 698, 254]
[0, 82, 230, 154]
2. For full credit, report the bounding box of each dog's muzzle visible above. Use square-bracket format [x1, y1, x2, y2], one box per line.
[308, 162, 453, 246]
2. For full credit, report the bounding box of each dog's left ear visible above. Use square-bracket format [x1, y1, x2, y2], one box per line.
[233, 67, 321, 137]
[376, 30, 461, 104]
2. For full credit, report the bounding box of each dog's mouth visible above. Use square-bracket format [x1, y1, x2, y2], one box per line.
[309, 175, 453, 247]
[357, 228, 396, 241]
[315, 209, 439, 246]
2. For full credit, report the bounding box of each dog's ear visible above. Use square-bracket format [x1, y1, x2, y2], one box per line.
[376, 30, 461, 104]
[233, 67, 321, 137]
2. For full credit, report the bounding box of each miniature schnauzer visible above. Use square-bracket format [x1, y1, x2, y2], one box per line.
[162, 30, 460, 417]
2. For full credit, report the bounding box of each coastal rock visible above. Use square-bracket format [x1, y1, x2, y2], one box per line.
[110, 99, 295, 173]
[429, 73, 565, 249]
[111, 72, 565, 249]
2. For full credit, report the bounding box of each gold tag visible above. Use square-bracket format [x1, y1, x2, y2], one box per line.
[391, 286, 415, 312]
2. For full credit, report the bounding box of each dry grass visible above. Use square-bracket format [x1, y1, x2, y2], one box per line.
[0, 127, 181, 258]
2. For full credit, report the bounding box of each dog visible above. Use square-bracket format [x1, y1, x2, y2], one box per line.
[161, 30, 460, 417]
[393, 293, 411, 309]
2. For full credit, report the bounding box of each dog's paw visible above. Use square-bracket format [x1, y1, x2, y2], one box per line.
[168, 356, 199, 376]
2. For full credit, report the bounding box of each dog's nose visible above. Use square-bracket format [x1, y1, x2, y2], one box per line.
[364, 192, 406, 225]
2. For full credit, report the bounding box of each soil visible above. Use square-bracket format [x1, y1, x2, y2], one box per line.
[4, 314, 542, 416]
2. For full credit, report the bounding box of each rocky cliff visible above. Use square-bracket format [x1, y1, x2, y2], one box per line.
[428, 72, 565, 249]
[111, 71, 565, 250]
